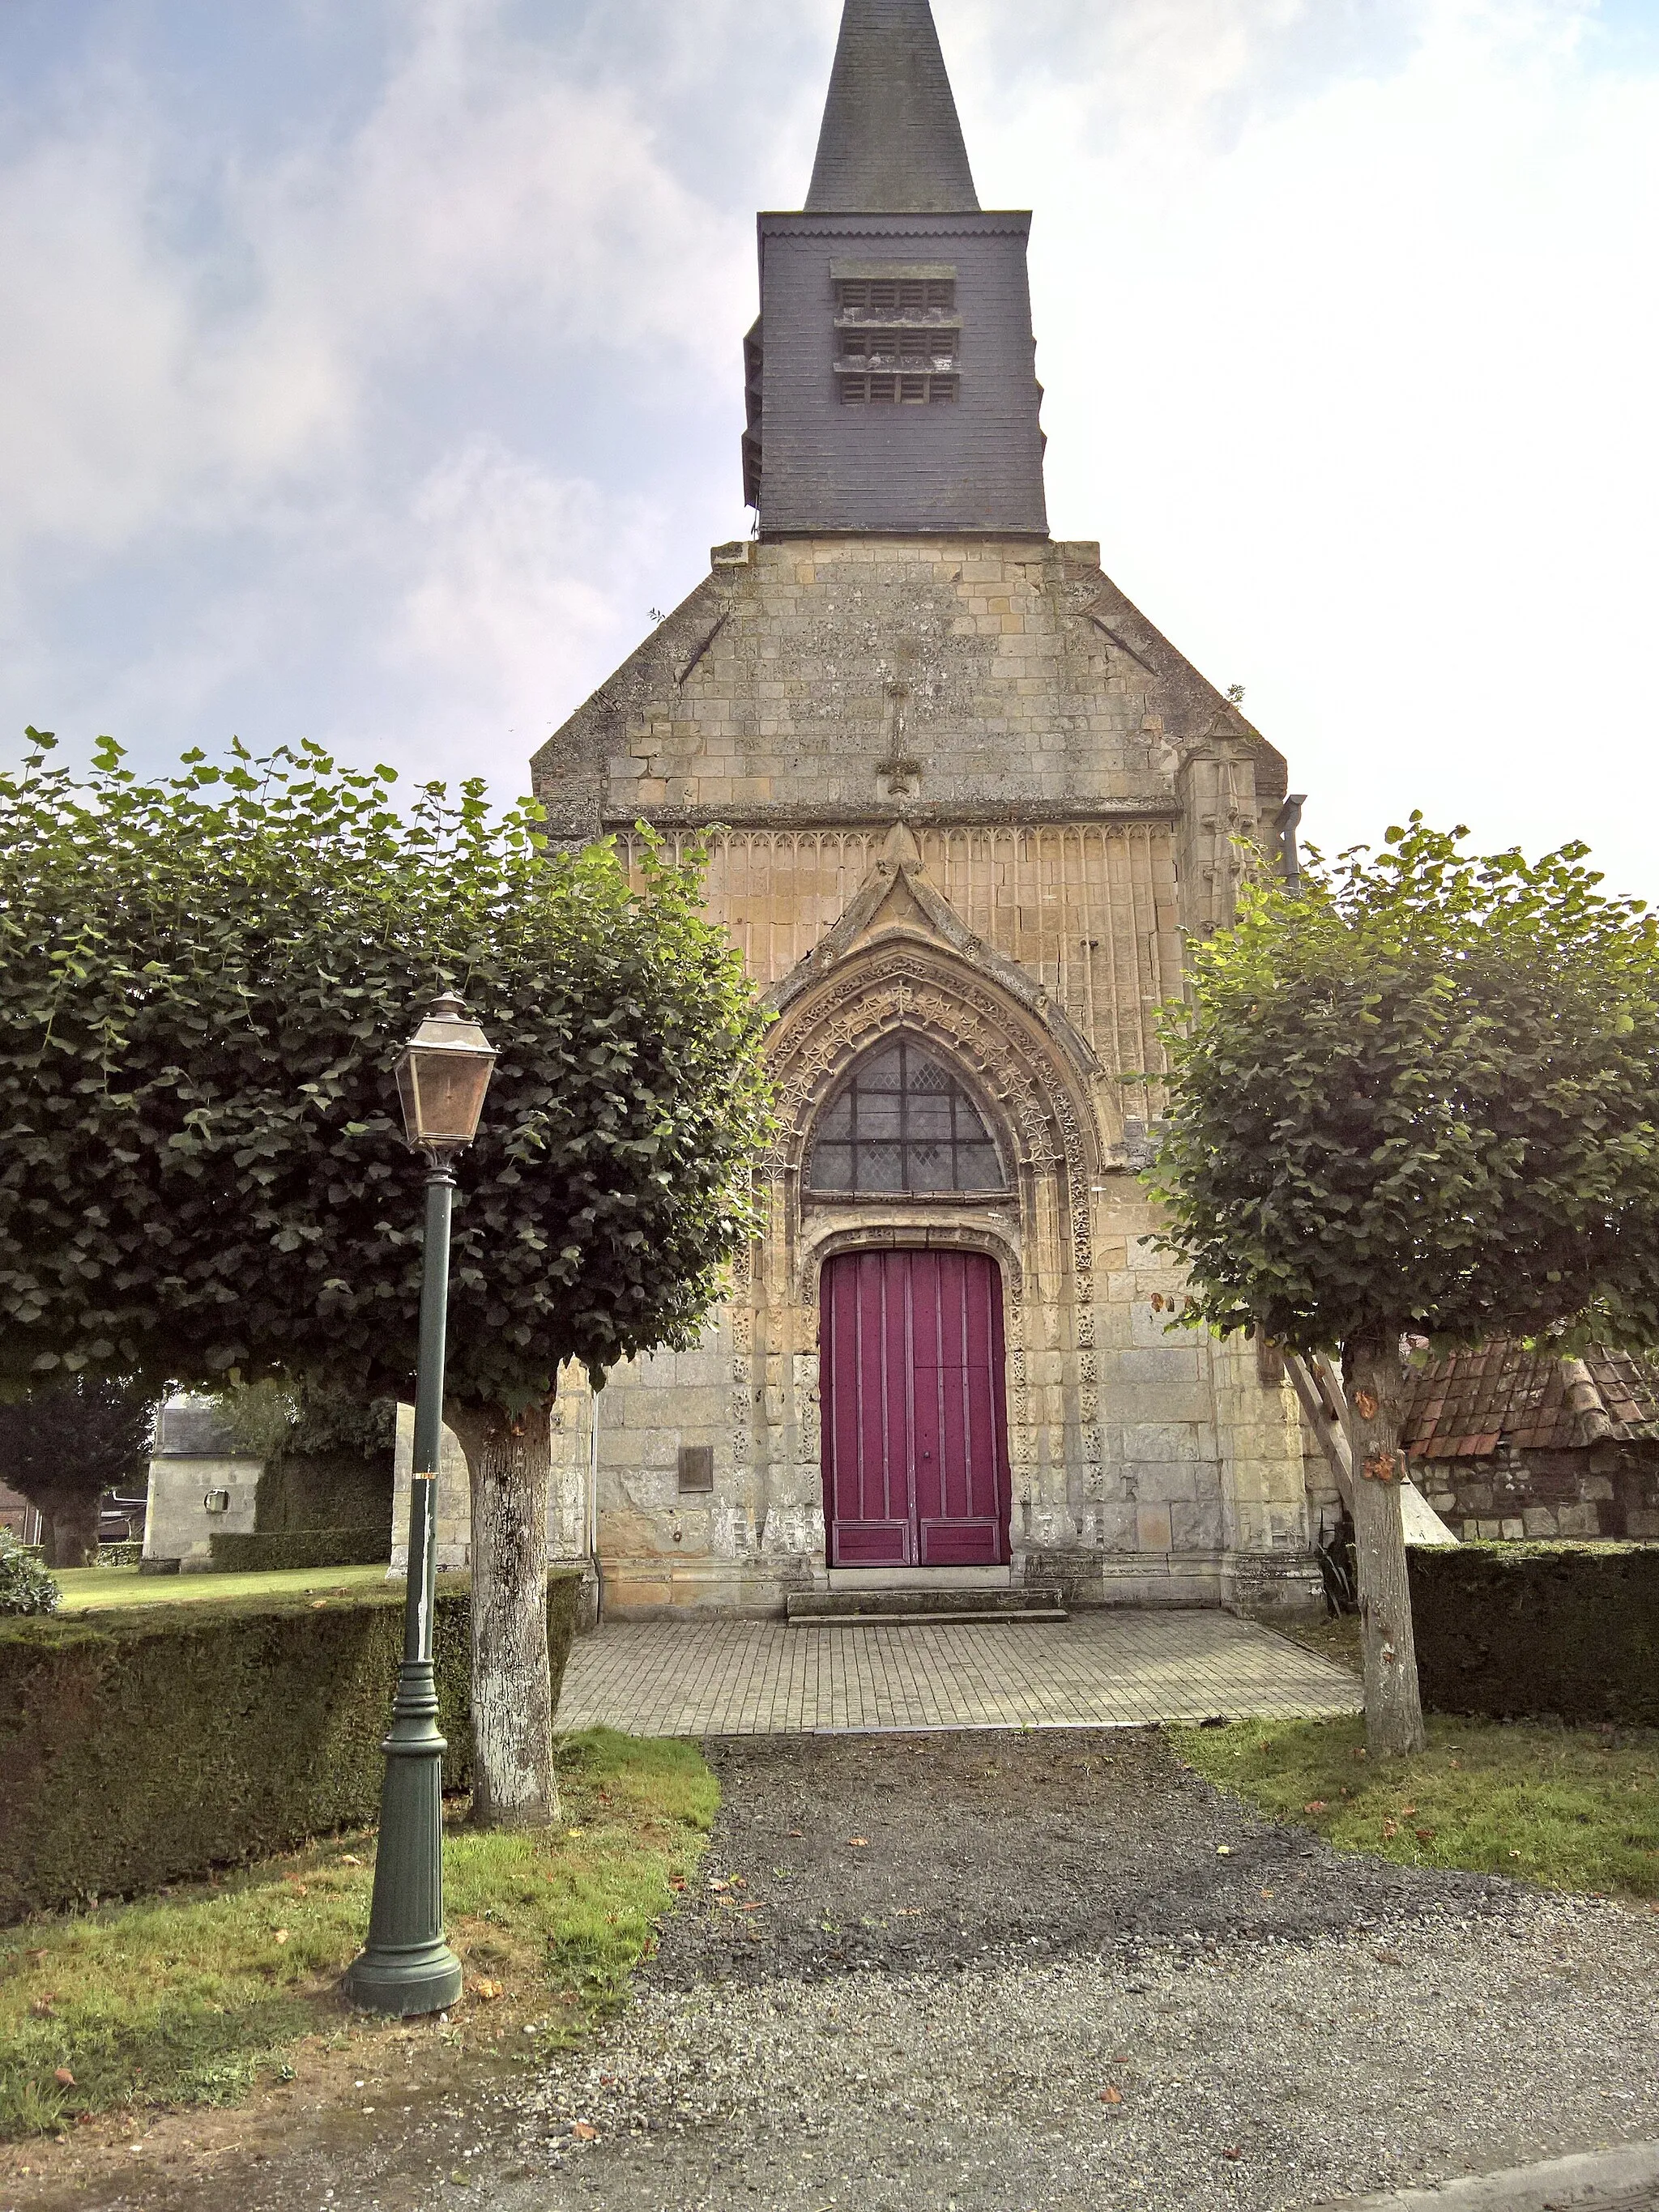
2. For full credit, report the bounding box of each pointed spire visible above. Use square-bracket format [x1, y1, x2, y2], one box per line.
[805, 0, 980, 214]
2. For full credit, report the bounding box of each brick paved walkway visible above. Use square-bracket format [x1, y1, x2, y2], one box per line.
[557, 1609, 1359, 1736]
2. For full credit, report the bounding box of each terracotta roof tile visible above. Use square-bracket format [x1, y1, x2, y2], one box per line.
[1401, 1342, 1659, 1460]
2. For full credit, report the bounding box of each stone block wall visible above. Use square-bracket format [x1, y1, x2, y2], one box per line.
[143, 1455, 260, 1569]
[1417, 1443, 1659, 1543]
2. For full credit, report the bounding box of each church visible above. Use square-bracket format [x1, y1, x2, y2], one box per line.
[399, 0, 1324, 1623]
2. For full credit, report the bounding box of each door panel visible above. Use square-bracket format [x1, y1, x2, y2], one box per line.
[824, 1248, 911, 1562]
[821, 1249, 1011, 1569]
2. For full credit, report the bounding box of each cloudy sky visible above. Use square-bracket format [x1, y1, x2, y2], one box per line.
[2, 0, 1656, 895]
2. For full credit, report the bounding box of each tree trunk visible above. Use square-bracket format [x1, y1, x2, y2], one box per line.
[446, 1398, 559, 1828]
[39, 1489, 100, 1569]
[1341, 1326, 1427, 1758]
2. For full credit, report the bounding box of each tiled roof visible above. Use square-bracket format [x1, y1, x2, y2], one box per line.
[1402, 1342, 1659, 1461]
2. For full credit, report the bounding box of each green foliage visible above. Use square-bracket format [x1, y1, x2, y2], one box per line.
[0, 733, 773, 1413]
[0, 1531, 58, 1616]
[0, 1729, 715, 2137]
[0, 1572, 582, 1921]
[207, 1528, 389, 1571]
[0, 1375, 157, 1515]
[1149, 817, 1659, 1350]
[1408, 1541, 1659, 1725]
[1176, 1711, 1659, 1900]
[213, 1377, 394, 1464]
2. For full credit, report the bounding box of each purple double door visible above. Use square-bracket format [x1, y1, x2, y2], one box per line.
[821, 1249, 1013, 1568]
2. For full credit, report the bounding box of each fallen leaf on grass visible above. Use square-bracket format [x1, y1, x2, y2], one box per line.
[1382, 1820, 1399, 1839]
[668, 1878, 686, 1891]
[1401, 1804, 1418, 1818]
[1415, 1828, 1436, 1843]
[55, 2069, 75, 2087]
[1303, 1801, 1328, 1814]
[29, 1997, 57, 2018]
[341, 1854, 363, 1866]
[273, 1929, 289, 1946]
[472, 1980, 503, 2001]
[310, 1600, 328, 1610]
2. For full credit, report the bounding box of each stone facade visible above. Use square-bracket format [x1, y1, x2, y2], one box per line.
[514, 531, 1320, 1622]
[416, 2, 1326, 1623]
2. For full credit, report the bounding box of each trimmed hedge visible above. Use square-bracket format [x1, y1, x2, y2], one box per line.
[0, 1571, 582, 1922]
[208, 1528, 389, 1571]
[1410, 1541, 1659, 1725]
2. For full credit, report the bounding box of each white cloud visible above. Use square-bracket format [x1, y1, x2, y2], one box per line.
[386, 435, 666, 791]
[949, 0, 1659, 893]
[2, 0, 1656, 899]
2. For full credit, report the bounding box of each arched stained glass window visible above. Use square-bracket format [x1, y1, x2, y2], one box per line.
[806, 1039, 1006, 1196]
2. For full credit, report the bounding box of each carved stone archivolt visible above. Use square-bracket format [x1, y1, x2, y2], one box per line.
[768, 943, 1101, 1228]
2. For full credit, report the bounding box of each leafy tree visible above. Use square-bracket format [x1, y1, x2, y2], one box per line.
[1149, 818, 1659, 1754]
[0, 1377, 157, 1567]
[212, 1376, 395, 1464]
[0, 731, 772, 1819]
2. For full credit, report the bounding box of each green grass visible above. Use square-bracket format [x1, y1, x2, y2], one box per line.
[49, 1562, 391, 1612]
[0, 1728, 715, 2139]
[1176, 1712, 1659, 1900]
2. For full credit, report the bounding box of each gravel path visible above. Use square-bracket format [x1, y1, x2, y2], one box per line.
[18, 1730, 1658, 2212]
[499, 1733, 1659, 2212]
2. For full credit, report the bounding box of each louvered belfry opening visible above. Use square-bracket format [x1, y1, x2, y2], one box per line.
[806, 1038, 1006, 1196]
[834, 265, 959, 405]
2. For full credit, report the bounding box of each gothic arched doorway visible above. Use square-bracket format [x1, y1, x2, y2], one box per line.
[807, 1036, 1016, 1568]
[819, 1248, 1013, 1568]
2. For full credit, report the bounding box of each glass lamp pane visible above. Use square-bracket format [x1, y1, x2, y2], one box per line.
[418, 1054, 493, 1142]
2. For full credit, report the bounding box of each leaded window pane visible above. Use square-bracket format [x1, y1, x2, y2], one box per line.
[804, 1039, 1008, 1196]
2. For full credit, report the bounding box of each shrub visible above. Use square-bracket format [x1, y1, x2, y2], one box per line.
[1409, 1541, 1659, 1726]
[0, 1534, 58, 1617]
[207, 1528, 389, 1572]
[0, 1571, 582, 1921]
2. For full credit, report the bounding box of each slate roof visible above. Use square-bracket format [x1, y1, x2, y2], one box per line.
[1402, 1343, 1659, 1461]
[805, 0, 980, 214]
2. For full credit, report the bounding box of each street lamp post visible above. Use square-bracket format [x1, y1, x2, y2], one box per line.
[343, 992, 497, 2017]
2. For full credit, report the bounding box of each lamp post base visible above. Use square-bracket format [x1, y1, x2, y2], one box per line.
[343, 1658, 464, 2018]
[341, 1940, 463, 2018]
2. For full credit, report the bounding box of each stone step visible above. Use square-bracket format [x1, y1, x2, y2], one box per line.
[785, 1586, 1068, 1625]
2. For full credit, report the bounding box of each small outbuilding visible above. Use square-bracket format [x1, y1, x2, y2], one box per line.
[1402, 1345, 1659, 1542]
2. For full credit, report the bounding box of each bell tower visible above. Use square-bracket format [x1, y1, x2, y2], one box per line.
[742, 0, 1048, 539]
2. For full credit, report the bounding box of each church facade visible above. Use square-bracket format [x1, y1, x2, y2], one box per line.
[399, 0, 1323, 1622]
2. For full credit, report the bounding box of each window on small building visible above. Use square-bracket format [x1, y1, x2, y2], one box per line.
[805, 1040, 1007, 1196]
